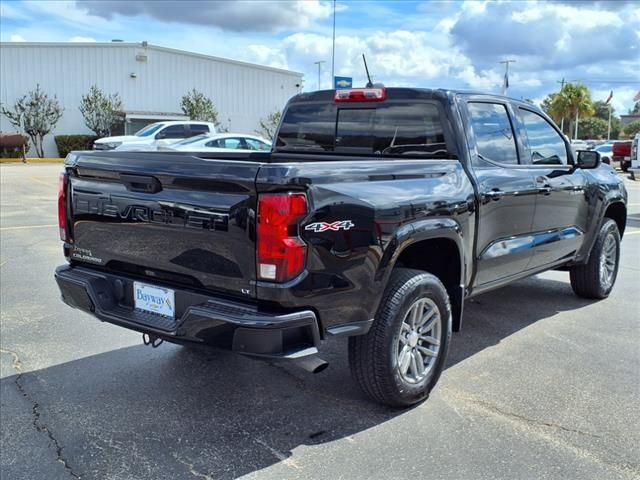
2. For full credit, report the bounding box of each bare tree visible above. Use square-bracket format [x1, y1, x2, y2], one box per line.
[1, 84, 63, 158]
[255, 110, 282, 141]
[79, 85, 123, 137]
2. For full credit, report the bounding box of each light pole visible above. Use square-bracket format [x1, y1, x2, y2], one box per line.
[314, 60, 325, 91]
[331, 0, 336, 83]
[557, 78, 565, 134]
[499, 60, 516, 96]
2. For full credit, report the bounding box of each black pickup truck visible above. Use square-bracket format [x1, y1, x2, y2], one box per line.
[55, 87, 627, 407]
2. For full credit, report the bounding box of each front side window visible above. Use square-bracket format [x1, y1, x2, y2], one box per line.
[210, 138, 245, 149]
[467, 102, 518, 165]
[159, 125, 187, 139]
[518, 109, 568, 165]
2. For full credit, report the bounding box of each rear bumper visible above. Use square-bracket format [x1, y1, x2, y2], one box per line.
[54, 265, 321, 358]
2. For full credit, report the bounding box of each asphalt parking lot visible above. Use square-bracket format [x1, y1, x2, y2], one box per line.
[1, 163, 639, 480]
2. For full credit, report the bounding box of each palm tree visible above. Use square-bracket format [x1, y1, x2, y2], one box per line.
[553, 83, 594, 139]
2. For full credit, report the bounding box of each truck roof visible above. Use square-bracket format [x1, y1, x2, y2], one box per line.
[288, 87, 533, 106]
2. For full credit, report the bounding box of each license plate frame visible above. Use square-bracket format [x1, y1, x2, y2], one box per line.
[133, 281, 175, 319]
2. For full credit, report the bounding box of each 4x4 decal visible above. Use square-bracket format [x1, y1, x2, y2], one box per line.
[305, 220, 355, 233]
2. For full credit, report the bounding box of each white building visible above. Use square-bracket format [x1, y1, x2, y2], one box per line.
[0, 42, 303, 156]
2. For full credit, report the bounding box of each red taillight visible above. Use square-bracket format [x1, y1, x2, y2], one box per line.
[335, 87, 386, 102]
[58, 172, 68, 241]
[257, 193, 308, 282]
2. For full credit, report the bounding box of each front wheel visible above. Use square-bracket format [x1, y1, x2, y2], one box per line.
[570, 218, 620, 299]
[349, 269, 451, 407]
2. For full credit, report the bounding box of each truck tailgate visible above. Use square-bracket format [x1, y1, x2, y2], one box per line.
[66, 152, 261, 299]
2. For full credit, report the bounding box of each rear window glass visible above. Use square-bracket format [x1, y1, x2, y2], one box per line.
[276, 102, 448, 156]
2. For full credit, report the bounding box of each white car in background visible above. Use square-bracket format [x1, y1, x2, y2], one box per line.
[161, 133, 272, 152]
[592, 142, 616, 165]
[94, 121, 217, 151]
[569, 139, 589, 153]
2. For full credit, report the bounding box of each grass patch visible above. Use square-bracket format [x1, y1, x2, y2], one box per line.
[0, 158, 64, 164]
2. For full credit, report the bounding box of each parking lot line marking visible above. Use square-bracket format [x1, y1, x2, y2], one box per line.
[28, 176, 56, 187]
[625, 230, 640, 236]
[0, 224, 57, 231]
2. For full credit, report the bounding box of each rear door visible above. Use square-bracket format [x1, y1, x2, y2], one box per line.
[68, 152, 260, 299]
[463, 100, 539, 287]
[188, 123, 211, 137]
[515, 107, 588, 269]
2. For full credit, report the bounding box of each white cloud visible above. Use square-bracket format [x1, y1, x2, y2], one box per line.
[245, 45, 289, 70]
[591, 87, 638, 116]
[9, 34, 27, 42]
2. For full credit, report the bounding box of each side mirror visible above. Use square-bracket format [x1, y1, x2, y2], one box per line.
[155, 131, 167, 140]
[576, 150, 600, 169]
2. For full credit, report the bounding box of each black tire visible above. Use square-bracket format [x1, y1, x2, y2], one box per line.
[570, 218, 620, 299]
[348, 268, 451, 407]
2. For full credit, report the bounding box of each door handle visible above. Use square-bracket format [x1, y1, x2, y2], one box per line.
[484, 189, 503, 201]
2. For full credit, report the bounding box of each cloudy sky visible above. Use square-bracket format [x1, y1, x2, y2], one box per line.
[1, 0, 639, 114]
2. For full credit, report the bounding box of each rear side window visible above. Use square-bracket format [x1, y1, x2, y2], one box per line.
[518, 109, 568, 165]
[467, 102, 518, 165]
[190, 124, 210, 135]
[245, 138, 271, 151]
[277, 102, 448, 156]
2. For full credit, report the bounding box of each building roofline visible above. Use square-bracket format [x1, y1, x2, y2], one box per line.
[0, 41, 303, 78]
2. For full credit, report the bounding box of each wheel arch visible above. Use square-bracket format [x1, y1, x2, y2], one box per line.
[603, 201, 627, 238]
[377, 219, 466, 332]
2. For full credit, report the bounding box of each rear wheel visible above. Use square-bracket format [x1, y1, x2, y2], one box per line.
[349, 269, 451, 407]
[570, 219, 620, 299]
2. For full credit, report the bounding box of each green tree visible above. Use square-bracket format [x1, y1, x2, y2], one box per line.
[577, 117, 608, 139]
[609, 117, 622, 140]
[1, 84, 63, 158]
[554, 83, 594, 139]
[587, 100, 621, 139]
[180, 88, 220, 127]
[629, 102, 640, 115]
[255, 110, 281, 141]
[542, 91, 572, 135]
[592, 100, 615, 121]
[624, 121, 640, 137]
[79, 85, 123, 137]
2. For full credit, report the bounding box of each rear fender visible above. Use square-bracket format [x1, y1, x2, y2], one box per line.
[375, 218, 466, 331]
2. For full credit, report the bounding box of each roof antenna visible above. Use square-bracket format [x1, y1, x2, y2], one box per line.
[362, 54, 373, 88]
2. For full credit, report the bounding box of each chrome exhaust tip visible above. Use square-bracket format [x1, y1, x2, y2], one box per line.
[296, 355, 329, 374]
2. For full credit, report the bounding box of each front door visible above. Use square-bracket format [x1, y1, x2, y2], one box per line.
[464, 101, 539, 287]
[515, 107, 589, 269]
